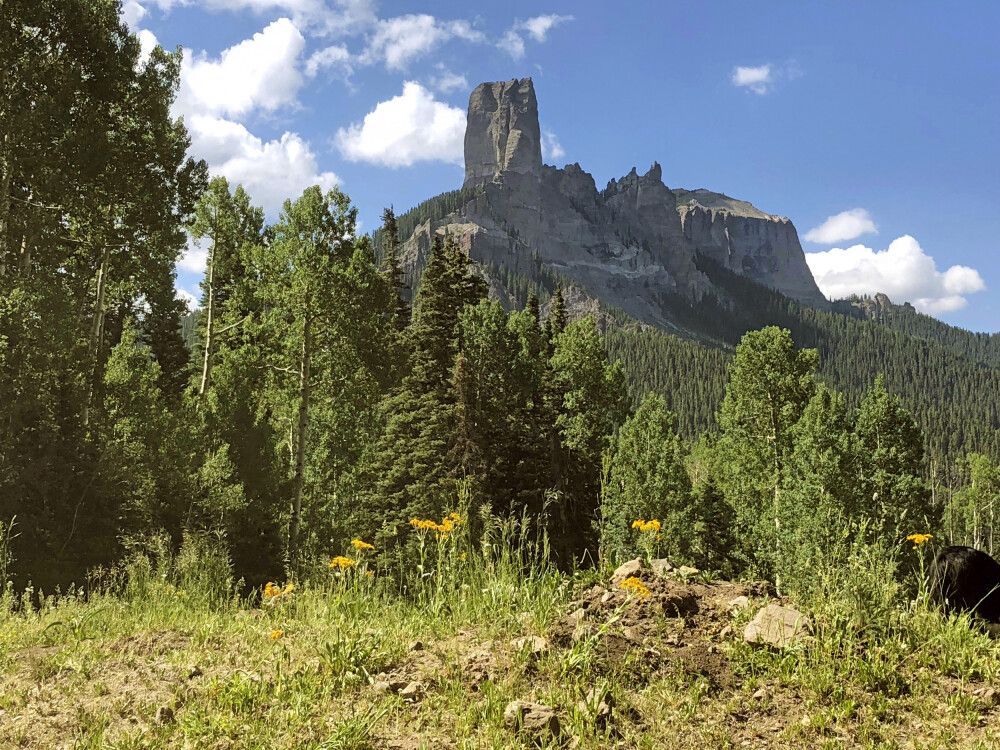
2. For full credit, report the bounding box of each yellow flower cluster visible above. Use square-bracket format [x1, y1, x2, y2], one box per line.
[409, 512, 463, 536]
[619, 576, 651, 600]
[351, 538, 375, 551]
[263, 581, 294, 601]
[631, 519, 661, 534]
[906, 533, 933, 548]
[328, 555, 356, 569]
[269, 628, 284, 641]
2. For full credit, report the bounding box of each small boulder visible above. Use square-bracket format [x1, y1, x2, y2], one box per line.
[649, 559, 674, 577]
[727, 595, 750, 614]
[512, 635, 549, 659]
[744, 604, 811, 648]
[677, 565, 700, 579]
[611, 558, 644, 585]
[398, 681, 424, 702]
[504, 700, 560, 740]
[576, 687, 614, 729]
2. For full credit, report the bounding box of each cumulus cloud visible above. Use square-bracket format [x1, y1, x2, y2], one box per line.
[176, 287, 201, 311]
[803, 208, 878, 244]
[805, 235, 987, 314]
[144, 0, 376, 36]
[335, 81, 465, 167]
[731, 64, 772, 94]
[541, 129, 565, 161]
[361, 14, 485, 70]
[518, 14, 573, 42]
[305, 44, 352, 77]
[499, 14, 573, 60]
[187, 114, 339, 213]
[175, 18, 305, 118]
[430, 67, 469, 95]
[121, 0, 148, 28]
[179, 238, 209, 274]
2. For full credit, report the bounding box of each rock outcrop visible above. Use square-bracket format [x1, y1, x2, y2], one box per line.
[464, 79, 542, 188]
[399, 78, 828, 328]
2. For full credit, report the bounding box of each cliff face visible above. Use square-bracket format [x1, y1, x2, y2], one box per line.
[400, 78, 828, 326]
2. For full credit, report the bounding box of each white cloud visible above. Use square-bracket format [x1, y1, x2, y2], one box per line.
[731, 64, 772, 94]
[430, 67, 468, 95]
[137, 28, 159, 64]
[145, 0, 376, 36]
[803, 208, 878, 244]
[179, 238, 209, 273]
[541, 129, 565, 161]
[335, 81, 465, 167]
[498, 29, 526, 60]
[176, 287, 201, 311]
[121, 0, 148, 28]
[175, 18, 305, 119]
[499, 14, 572, 59]
[805, 235, 987, 314]
[305, 44, 352, 77]
[187, 114, 339, 213]
[362, 14, 485, 71]
[518, 14, 573, 42]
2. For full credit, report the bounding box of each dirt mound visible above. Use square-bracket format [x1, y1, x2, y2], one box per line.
[551, 565, 772, 688]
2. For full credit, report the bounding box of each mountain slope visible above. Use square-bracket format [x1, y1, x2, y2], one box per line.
[380, 77, 998, 466]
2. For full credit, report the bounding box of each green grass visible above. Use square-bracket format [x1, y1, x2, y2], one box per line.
[2, 533, 1000, 749]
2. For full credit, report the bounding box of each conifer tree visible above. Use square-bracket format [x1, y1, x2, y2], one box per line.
[362, 235, 487, 548]
[600, 393, 691, 565]
[716, 326, 818, 578]
[548, 317, 628, 561]
[379, 207, 410, 332]
[854, 375, 932, 536]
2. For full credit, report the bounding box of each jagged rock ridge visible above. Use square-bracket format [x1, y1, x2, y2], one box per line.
[400, 78, 828, 326]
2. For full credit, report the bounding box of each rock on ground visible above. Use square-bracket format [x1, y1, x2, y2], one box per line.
[744, 604, 811, 648]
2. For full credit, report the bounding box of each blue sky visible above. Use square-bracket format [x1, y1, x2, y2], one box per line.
[124, 0, 999, 332]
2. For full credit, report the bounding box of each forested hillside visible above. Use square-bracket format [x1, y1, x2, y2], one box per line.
[2, 0, 998, 602]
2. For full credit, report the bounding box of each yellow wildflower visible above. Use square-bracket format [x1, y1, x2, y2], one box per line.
[631, 519, 661, 534]
[619, 576, 651, 600]
[269, 628, 284, 641]
[906, 533, 933, 548]
[329, 555, 356, 569]
[410, 518, 439, 532]
[351, 538, 375, 551]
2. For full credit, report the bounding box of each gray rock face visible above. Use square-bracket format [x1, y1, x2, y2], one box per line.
[402, 78, 827, 326]
[676, 189, 828, 306]
[464, 79, 542, 188]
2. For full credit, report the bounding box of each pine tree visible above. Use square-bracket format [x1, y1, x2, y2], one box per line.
[548, 317, 629, 561]
[715, 326, 819, 579]
[600, 393, 692, 565]
[361, 234, 487, 549]
[380, 207, 410, 332]
[854, 375, 932, 537]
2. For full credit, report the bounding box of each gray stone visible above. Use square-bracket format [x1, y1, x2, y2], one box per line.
[398, 681, 424, 701]
[649, 558, 674, 576]
[503, 700, 560, 739]
[576, 687, 614, 728]
[611, 558, 644, 585]
[677, 565, 700, 579]
[464, 79, 541, 188]
[744, 604, 812, 648]
[512, 635, 549, 659]
[727, 595, 750, 614]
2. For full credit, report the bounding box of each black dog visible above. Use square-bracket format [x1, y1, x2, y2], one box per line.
[929, 545, 1000, 623]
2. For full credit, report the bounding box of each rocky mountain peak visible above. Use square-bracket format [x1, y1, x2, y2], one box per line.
[464, 78, 542, 188]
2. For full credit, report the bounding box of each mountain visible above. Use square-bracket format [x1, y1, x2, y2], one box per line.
[396, 78, 827, 329]
[382, 78, 998, 466]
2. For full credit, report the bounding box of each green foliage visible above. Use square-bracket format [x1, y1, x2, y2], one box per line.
[715, 327, 819, 577]
[600, 393, 692, 565]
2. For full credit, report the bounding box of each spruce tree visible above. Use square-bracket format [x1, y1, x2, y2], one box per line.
[600, 393, 692, 565]
[715, 326, 819, 579]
